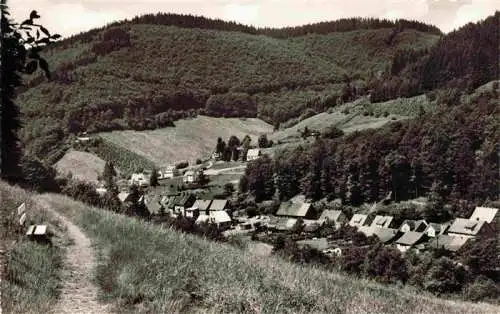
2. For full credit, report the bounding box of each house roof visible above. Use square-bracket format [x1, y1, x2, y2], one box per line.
[359, 225, 398, 243]
[276, 202, 312, 217]
[349, 214, 368, 227]
[448, 218, 487, 236]
[296, 238, 331, 251]
[118, 192, 131, 203]
[428, 235, 470, 252]
[209, 199, 228, 211]
[196, 211, 231, 224]
[396, 231, 425, 246]
[371, 215, 393, 228]
[275, 218, 298, 230]
[247, 148, 261, 157]
[426, 222, 449, 234]
[469, 207, 498, 223]
[400, 219, 428, 232]
[319, 210, 344, 222]
[194, 199, 212, 211]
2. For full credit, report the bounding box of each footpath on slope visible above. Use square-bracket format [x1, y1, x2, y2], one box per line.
[35, 196, 112, 314]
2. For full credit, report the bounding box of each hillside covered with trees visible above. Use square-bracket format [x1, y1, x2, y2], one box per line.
[17, 14, 443, 163]
[15, 12, 499, 170]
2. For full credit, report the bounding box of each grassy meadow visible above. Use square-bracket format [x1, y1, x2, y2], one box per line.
[54, 149, 110, 183]
[38, 193, 500, 314]
[99, 116, 272, 167]
[0, 182, 68, 314]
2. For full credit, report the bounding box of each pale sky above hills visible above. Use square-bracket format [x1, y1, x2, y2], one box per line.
[7, 0, 500, 38]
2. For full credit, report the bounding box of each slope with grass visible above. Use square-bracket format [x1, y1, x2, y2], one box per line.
[269, 94, 434, 143]
[54, 149, 112, 183]
[0, 182, 67, 314]
[99, 116, 273, 167]
[39, 192, 500, 313]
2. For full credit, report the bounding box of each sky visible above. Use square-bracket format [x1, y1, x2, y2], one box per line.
[6, 0, 500, 38]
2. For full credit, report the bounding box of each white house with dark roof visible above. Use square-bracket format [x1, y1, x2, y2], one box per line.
[399, 219, 428, 233]
[424, 222, 450, 237]
[246, 148, 262, 161]
[163, 165, 180, 179]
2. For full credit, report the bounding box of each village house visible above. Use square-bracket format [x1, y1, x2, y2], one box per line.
[446, 218, 494, 239]
[195, 211, 232, 229]
[276, 202, 316, 219]
[209, 199, 229, 212]
[370, 215, 394, 229]
[168, 193, 196, 214]
[129, 172, 150, 187]
[348, 214, 369, 228]
[427, 234, 470, 252]
[359, 226, 399, 244]
[246, 148, 262, 161]
[399, 219, 428, 233]
[396, 231, 427, 253]
[95, 187, 107, 196]
[424, 222, 449, 237]
[469, 207, 499, 233]
[163, 166, 180, 179]
[318, 210, 347, 229]
[183, 169, 203, 184]
[118, 192, 133, 203]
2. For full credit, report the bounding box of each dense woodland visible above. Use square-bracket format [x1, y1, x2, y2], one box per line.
[369, 12, 499, 102]
[240, 84, 499, 209]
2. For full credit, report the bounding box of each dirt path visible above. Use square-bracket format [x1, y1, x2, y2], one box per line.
[36, 197, 112, 314]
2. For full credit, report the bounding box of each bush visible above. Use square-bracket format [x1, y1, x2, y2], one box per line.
[176, 161, 189, 169]
[464, 275, 500, 302]
[423, 257, 467, 294]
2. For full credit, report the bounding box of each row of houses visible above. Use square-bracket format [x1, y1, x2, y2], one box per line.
[127, 168, 204, 187]
[264, 197, 498, 254]
[144, 192, 233, 228]
[348, 206, 498, 253]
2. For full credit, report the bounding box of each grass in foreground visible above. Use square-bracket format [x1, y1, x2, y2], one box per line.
[1, 182, 66, 314]
[41, 193, 500, 314]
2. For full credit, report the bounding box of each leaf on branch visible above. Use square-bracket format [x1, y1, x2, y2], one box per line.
[30, 10, 41, 19]
[51, 34, 62, 40]
[36, 29, 40, 40]
[36, 37, 51, 45]
[40, 26, 50, 37]
[25, 61, 38, 74]
[39, 58, 50, 79]
[21, 19, 33, 25]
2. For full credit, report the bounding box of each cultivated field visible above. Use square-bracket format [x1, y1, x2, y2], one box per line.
[99, 116, 273, 167]
[55, 149, 112, 183]
[39, 193, 500, 314]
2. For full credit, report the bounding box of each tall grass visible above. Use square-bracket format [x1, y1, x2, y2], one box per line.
[41, 193, 500, 314]
[1, 182, 65, 314]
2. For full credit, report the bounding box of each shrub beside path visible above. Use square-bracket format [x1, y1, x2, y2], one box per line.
[35, 196, 112, 314]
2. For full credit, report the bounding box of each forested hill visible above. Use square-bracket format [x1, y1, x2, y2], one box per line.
[17, 12, 498, 165]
